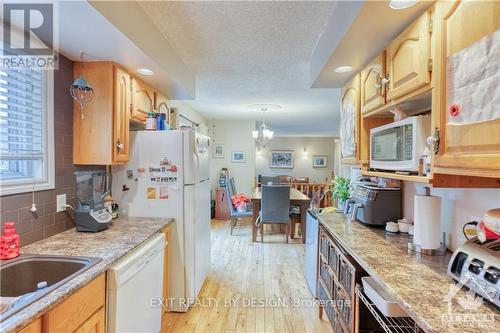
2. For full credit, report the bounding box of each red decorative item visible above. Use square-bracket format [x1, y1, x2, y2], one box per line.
[449, 103, 460, 117]
[0, 222, 20, 260]
[170, 165, 177, 172]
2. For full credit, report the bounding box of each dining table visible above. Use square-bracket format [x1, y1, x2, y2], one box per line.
[251, 187, 311, 243]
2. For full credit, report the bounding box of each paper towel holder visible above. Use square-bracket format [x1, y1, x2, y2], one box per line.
[408, 232, 447, 256]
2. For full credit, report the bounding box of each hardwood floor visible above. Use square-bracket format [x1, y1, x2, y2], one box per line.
[161, 219, 332, 333]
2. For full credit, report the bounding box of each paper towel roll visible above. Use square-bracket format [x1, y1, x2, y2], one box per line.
[414, 194, 441, 249]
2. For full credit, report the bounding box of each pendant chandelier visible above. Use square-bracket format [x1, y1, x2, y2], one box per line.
[250, 104, 280, 147]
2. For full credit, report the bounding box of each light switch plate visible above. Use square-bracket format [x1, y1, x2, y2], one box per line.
[56, 194, 67, 212]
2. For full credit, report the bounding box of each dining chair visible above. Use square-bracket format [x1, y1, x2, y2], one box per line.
[256, 185, 291, 243]
[226, 181, 252, 235]
[229, 177, 237, 195]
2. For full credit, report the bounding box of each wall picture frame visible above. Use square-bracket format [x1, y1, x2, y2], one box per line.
[231, 151, 246, 163]
[213, 144, 224, 158]
[270, 150, 294, 169]
[313, 155, 327, 168]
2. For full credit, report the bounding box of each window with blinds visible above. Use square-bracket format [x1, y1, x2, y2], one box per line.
[0, 68, 54, 194]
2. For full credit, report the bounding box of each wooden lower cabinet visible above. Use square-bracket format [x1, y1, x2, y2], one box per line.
[74, 307, 105, 333]
[318, 226, 363, 333]
[18, 317, 42, 333]
[18, 274, 106, 333]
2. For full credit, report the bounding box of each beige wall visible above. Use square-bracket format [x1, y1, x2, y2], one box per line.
[255, 137, 335, 183]
[209, 119, 256, 195]
[170, 101, 209, 135]
[336, 165, 500, 252]
[403, 182, 500, 252]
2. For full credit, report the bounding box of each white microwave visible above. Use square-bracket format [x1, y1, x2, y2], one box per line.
[370, 115, 431, 172]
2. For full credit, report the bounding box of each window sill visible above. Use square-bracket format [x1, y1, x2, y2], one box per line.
[0, 181, 55, 196]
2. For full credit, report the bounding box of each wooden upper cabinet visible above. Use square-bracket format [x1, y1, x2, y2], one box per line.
[131, 76, 154, 123]
[432, 0, 500, 178]
[73, 62, 129, 165]
[154, 91, 170, 124]
[361, 52, 386, 114]
[340, 74, 361, 164]
[113, 67, 131, 163]
[386, 10, 432, 101]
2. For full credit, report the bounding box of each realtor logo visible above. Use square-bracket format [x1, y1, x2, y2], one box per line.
[1, 2, 58, 69]
[442, 273, 495, 329]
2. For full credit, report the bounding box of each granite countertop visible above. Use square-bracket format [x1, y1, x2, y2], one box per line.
[318, 211, 500, 333]
[0, 217, 173, 333]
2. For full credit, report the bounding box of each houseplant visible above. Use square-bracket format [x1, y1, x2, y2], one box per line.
[331, 176, 351, 210]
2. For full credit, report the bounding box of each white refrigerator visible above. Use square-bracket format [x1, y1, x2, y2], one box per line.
[112, 130, 211, 312]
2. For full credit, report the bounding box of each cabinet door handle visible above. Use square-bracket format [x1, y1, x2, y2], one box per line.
[380, 77, 390, 87]
[116, 142, 124, 151]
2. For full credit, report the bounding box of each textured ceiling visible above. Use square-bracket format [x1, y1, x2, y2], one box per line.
[312, 0, 433, 88]
[139, 1, 339, 136]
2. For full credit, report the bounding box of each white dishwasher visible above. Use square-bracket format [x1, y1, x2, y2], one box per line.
[107, 233, 165, 333]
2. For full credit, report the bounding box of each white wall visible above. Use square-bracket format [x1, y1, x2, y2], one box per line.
[403, 182, 500, 252]
[209, 119, 256, 195]
[170, 101, 209, 135]
[255, 137, 335, 183]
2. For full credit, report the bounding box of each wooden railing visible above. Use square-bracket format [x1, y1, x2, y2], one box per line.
[290, 182, 332, 208]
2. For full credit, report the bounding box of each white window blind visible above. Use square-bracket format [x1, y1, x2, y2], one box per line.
[0, 68, 54, 195]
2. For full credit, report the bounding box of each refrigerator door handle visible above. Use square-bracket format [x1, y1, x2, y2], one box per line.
[193, 146, 200, 184]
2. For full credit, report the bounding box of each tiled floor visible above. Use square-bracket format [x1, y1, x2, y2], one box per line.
[161, 219, 332, 333]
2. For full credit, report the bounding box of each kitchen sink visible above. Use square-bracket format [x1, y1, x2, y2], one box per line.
[0, 254, 102, 320]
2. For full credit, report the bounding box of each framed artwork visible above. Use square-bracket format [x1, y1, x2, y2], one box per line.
[313, 155, 327, 168]
[270, 150, 294, 168]
[213, 144, 224, 158]
[231, 151, 246, 163]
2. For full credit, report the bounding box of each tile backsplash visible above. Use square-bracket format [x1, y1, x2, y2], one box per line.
[0, 55, 103, 246]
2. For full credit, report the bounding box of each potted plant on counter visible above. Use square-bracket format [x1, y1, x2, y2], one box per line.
[331, 176, 351, 211]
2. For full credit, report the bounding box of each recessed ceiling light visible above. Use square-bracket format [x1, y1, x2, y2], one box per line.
[334, 65, 354, 73]
[137, 68, 154, 76]
[389, 0, 419, 10]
